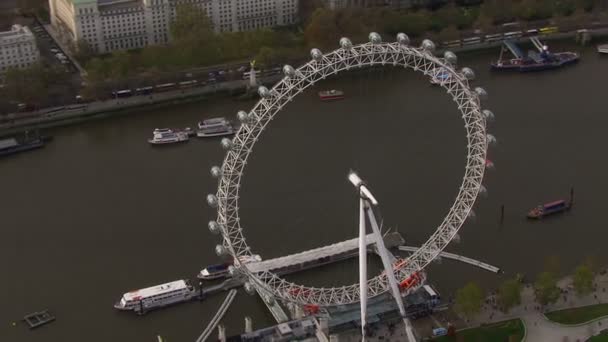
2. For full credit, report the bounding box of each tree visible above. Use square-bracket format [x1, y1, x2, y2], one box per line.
[255, 46, 279, 69]
[304, 8, 340, 49]
[554, 0, 577, 16]
[498, 277, 523, 313]
[573, 263, 595, 296]
[534, 271, 561, 306]
[479, 0, 517, 24]
[455, 282, 484, 318]
[3, 64, 48, 105]
[74, 40, 95, 64]
[171, 3, 214, 43]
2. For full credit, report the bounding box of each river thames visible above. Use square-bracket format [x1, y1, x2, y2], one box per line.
[2, 42, 608, 341]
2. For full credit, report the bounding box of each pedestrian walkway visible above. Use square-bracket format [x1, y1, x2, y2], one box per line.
[464, 272, 608, 341]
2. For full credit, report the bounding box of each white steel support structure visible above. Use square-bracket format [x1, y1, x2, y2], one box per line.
[207, 32, 496, 307]
[351, 171, 416, 342]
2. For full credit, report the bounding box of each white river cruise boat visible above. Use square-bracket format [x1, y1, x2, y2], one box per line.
[148, 128, 189, 145]
[197, 117, 235, 138]
[114, 279, 196, 314]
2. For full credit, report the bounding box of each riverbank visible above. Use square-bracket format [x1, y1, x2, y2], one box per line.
[446, 272, 608, 341]
[2, 24, 608, 138]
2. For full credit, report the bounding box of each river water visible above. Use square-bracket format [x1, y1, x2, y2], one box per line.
[3, 42, 608, 341]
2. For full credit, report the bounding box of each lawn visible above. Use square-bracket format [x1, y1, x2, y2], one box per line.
[546, 304, 608, 325]
[433, 319, 525, 342]
[588, 331, 608, 341]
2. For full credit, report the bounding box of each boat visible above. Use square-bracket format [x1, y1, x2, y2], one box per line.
[527, 199, 571, 219]
[197, 117, 235, 138]
[430, 67, 451, 85]
[597, 44, 608, 54]
[198, 117, 229, 129]
[318, 89, 344, 101]
[198, 254, 262, 280]
[148, 128, 189, 145]
[491, 38, 579, 72]
[114, 279, 196, 314]
[0, 131, 52, 158]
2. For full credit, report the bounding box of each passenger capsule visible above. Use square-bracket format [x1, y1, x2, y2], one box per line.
[444, 51, 457, 65]
[210, 166, 222, 178]
[206, 194, 218, 208]
[215, 244, 227, 256]
[228, 266, 237, 277]
[369, 32, 382, 44]
[461, 67, 475, 80]
[483, 109, 495, 122]
[283, 64, 296, 78]
[237, 110, 249, 124]
[339, 37, 353, 49]
[475, 87, 488, 99]
[421, 39, 436, 52]
[244, 282, 256, 295]
[258, 86, 271, 99]
[397, 33, 410, 46]
[479, 185, 488, 196]
[221, 137, 233, 150]
[487, 134, 497, 145]
[453, 233, 461, 243]
[310, 48, 323, 61]
[208, 220, 221, 234]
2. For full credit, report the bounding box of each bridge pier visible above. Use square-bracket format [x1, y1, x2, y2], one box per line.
[244, 316, 253, 333]
[217, 324, 226, 342]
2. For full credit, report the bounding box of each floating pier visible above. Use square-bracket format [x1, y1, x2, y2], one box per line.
[23, 310, 55, 329]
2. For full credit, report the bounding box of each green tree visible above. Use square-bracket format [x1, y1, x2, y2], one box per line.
[74, 39, 95, 64]
[498, 277, 523, 313]
[255, 46, 278, 69]
[455, 282, 484, 318]
[534, 271, 561, 306]
[573, 263, 595, 296]
[304, 8, 339, 49]
[3, 64, 48, 105]
[554, 0, 577, 16]
[479, 0, 517, 24]
[171, 3, 214, 43]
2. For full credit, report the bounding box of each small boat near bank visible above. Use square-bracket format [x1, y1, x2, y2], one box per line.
[148, 128, 190, 145]
[197, 117, 235, 138]
[318, 89, 344, 101]
[198, 254, 262, 280]
[527, 199, 571, 219]
[492, 37, 579, 72]
[0, 131, 52, 158]
[598, 44, 608, 54]
[114, 279, 197, 314]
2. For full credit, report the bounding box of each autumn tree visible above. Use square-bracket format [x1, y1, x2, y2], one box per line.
[573, 263, 595, 296]
[534, 271, 561, 306]
[304, 8, 339, 49]
[455, 282, 484, 318]
[498, 277, 523, 313]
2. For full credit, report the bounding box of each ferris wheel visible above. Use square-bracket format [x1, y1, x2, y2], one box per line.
[206, 32, 496, 307]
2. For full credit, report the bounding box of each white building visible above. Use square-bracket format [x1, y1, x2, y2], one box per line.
[49, 0, 299, 54]
[0, 24, 40, 73]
